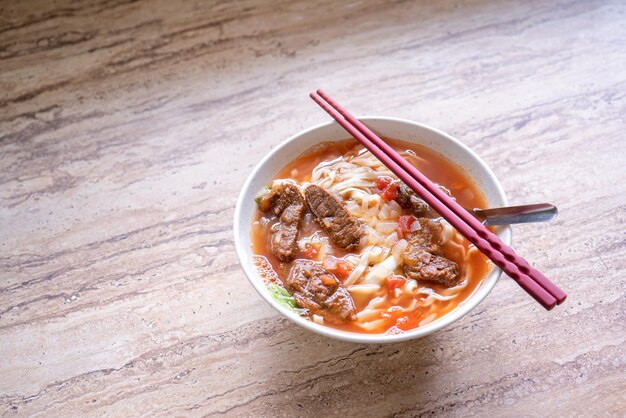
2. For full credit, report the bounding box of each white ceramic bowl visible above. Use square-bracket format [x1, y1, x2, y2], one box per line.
[234, 117, 511, 343]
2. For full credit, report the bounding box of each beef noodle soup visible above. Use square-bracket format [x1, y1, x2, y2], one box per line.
[250, 138, 492, 335]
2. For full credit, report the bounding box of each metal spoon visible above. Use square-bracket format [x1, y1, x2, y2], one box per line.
[470, 203, 558, 226]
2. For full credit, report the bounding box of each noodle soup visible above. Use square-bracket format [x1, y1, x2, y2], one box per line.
[251, 138, 492, 335]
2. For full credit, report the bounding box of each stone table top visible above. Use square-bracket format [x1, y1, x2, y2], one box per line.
[1, 0, 624, 416]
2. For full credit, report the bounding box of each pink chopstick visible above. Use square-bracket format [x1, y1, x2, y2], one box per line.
[310, 90, 567, 310]
[316, 90, 567, 304]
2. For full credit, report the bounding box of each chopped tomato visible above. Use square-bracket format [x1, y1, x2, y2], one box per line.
[320, 274, 336, 286]
[379, 182, 398, 201]
[333, 260, 352, 281]
[302, 243, 319, 259]
[323, 257, 353, 282]
[395, 226, 404, 240]
[398, 215, 416, 233]
[375, 176, 398, 201]
[375, 176, 394, 190]
[385, 275, 406, 297]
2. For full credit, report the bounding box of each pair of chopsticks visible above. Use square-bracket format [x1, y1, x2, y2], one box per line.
[310, 90, 567, 310]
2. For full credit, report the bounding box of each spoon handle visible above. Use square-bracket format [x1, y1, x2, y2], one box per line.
[473, 203, 558, 226]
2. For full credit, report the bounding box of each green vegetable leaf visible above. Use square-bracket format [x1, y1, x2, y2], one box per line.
[267, 284, 307, 315]
[267, 284, 298, 310]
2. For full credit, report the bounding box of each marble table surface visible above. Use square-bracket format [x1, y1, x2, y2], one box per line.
[1, 0, 624, 416]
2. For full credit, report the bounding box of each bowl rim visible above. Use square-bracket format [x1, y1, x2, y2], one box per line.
[233, 116, 511, 344]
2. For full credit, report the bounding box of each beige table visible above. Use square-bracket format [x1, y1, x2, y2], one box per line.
[1, 0, 625, 416]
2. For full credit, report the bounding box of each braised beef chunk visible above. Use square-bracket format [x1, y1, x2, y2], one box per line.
[304, 184, 363, 251]
[286, 260, 356, 323]
[258, 183, 306, 262]
[258, 183, 302, 215]
[395, 182, 432, 217]
[408, 218, 445, 254]
[395, 182, 453, 217]
[403, 246, 459, 287]
[402, 218, 460, 287]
